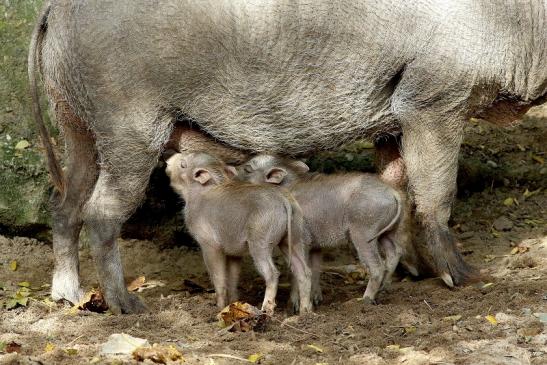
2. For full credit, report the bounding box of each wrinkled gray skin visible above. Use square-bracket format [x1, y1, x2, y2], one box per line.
[29, 0, 547, 312]
[165, 152, 312, 315]
[240, 154, 416, 308]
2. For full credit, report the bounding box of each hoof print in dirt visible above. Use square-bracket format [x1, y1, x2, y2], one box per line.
[218, 302, 269, 332]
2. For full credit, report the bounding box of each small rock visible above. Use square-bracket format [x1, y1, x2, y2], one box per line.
[493, 216, 513, 231]
[522, 308, 532, 316]
[486, 160, 498, 168]
[459, 231, 475, 240]
[100, 333, 149, 355]
[534, 313, 547, 324]
[517, 326, 543, 337]
[348, 353, 387, 365]
[495, 312, 513, 323]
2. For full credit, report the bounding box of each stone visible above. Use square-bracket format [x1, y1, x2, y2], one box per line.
[486, 160, 498, 168]
[459, 231, 475, 240]
[493, 216, 514, 231]
[517, 326, 542, 337]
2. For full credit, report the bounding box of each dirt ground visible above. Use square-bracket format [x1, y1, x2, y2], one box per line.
[1, 110, 546, 365]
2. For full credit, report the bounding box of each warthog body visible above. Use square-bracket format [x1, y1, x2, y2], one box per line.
[165, 152, 312, 314]
[240, 154, 417, 308]
[29, 0, 546, 312]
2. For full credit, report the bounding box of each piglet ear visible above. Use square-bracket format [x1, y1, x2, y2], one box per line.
[265, 167, 287, 185]
[224, 165, 238, 178]
[193, 168, 212, 185]
[292, 160, 309, 174]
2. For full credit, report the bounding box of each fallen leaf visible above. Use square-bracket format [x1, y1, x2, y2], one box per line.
[485, 315, 498, 325]
[218, 302, 269, 332]
[14, 140, 30, 150]
[76, 289, 109, 313]
[502, 197, 514, 206]
[44, 343, 55, 353]
[523, 188, 541, 199]
[132, 344, 184, 364]
[403, 326, 416, 334]
[64, 348, 78, 356]
[100, 333, 149, 355]
[386, 344, 400, 351]
[5, 341, 22, 353]
[127, 276, 146, 292]
[524, 219, 543, 227]
[5, 287, 31, 309]
[248, 353, 263, 363]
[306, 344, 323, 353]
[41, 297, 56, 309]
[484, 255, 498, 263]
[17, 281, 30, 287]
[9, 260, 17, 271]
[443, 315, 462, 322]
[531, 154, 544, 165]
[510, 246, 529, 255]
[134, 279, 165, 292]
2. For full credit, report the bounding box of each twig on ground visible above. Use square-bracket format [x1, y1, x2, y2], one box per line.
[423, 299, 433, 311]
[66, 334, 85, 347]
[207, 354, 251, 362]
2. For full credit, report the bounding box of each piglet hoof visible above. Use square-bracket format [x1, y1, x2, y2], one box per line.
[312, 290, 323, 307]
[106, 292, 148, 315]
[362, 296, 377, 305]
[381, 278, 393, 291]
[298, 302, 313, 315]
[288, 291, 300, 315]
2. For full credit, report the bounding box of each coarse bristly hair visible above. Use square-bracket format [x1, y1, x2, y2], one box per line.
[29, 0, 546, 310]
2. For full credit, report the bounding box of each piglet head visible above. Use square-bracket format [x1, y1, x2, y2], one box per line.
[238, 154, 309, 186]
[166, 152, 237, 200]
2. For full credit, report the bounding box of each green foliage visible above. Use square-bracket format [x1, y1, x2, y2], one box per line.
[0, 0, 51, 233]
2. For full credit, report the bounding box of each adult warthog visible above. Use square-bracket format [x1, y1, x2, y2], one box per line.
[29, 0, 546, 313]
